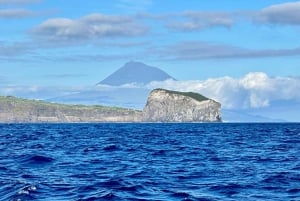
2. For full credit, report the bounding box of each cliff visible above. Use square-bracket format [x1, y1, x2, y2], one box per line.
[0, 96, 142, 123]
[142, 89, 221, 122]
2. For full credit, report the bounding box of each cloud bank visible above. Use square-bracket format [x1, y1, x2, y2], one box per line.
[31, 13, 148, 43]
[2, 1, 300, 63]
[154, 41, 300, 60]
[1, 72, 299, 112]
[255, 1, 300, 25]
[165, 1, 300, 32]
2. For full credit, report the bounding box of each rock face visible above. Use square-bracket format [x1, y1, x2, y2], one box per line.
[0, 96, 142, 123]
[142, 89, 221, 122]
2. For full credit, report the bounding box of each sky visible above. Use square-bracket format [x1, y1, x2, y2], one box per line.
[1, 0, 300, 121]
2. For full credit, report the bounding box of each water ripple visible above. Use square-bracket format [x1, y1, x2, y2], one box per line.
[0, 123, 299, 200]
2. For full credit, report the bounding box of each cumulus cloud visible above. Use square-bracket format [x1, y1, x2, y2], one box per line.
[31, 13, 148, 43]
[167, 11, 234, 31]
[156, 41, 300, 60]
[255, 1, 300, 25]
[0, 8, 34, 18]
[146, 72, 300, 110]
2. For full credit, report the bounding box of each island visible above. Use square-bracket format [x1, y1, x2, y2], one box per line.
[142, 89, 221, 122]
[0, 89, 221, 123]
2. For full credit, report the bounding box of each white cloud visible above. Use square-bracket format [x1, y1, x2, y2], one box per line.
[31, 13, 148, 43]
[146, 72, 300, 110]
[240, 72, 271, 90]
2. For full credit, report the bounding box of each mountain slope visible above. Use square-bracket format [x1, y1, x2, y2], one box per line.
[98, 61, 175, 86]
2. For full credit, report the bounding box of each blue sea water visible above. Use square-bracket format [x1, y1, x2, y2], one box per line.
[0, 123, 300, 201]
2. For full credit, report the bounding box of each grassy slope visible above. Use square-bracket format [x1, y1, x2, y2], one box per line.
[155, 89, 209, 102]
[0, 96, 140, 112]
[0, 96, 142, 122]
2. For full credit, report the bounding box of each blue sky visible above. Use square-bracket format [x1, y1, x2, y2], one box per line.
[1, 0, 300, 121]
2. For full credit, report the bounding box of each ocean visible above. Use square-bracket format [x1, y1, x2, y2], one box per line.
[0, 123, 299, 201]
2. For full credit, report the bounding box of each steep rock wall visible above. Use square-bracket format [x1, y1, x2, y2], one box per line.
[142, 89, 221, 122]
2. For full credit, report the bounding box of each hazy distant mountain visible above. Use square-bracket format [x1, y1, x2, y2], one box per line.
[49, 61, 176, 109]
[222, 109, 285, 122]
[98, 61, 175, 86]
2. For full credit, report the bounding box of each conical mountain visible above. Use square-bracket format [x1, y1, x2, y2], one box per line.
[98, 61, 175, 86]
